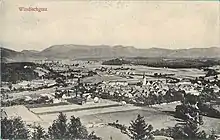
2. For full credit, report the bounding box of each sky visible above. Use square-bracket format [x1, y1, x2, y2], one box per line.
[0, 0, 219, 51]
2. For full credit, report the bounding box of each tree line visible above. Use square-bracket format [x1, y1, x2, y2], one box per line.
[1, 112, 101, 140]
[108, 113, 218, 140]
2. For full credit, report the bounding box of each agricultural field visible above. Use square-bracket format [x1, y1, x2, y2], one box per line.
[3, 101, 219, 140]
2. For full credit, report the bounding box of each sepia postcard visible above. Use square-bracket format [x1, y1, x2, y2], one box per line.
[0, 0, 220, 139]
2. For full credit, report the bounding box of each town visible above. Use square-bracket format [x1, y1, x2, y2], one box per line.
[1, 1, 220, 139]
[1, 58, 220, 140]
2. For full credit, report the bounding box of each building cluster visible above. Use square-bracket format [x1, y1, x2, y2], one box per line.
[1, 61, 220, 107]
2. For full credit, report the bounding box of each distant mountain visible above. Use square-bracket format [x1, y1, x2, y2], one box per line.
[166, 47, 220, 58]
[1, 47, 43, 62]
[21, 50, 39, 55]
[1, 47, 22, 58]
[39, 44, 137, 59]
[1, 47, 23, 62]
[39, 44, 220, 59]
[1, 45, 220, 62]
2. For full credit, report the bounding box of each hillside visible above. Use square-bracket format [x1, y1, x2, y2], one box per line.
[1, 47, 22, 58]
[1, 62, 39, 83]
[1, 47, 44, 62]
[21, 50, 40, 56]
[1, 45, 220, 62]
[1, 47, 23, 62]
[38, 45, 220, 59]
[39, 44, 137, 59]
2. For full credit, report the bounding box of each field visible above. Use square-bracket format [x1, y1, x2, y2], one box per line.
[9, 87, 56, 99]
[3, 105, 42, 124]
[82, 61, 207, 79]
[3, 101, 220, 140]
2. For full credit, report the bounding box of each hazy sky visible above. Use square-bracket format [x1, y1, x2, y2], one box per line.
[0, 0, 219, 51]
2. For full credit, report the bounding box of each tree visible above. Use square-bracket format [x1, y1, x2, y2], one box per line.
[205, 69, 218, 77]
[67, 115, 88, 139]
[208, 129, 217, 140]
[172, 121, 207, 140]
[27, 83, 31, 88]
[32, 124, 47, 140]
[88, 131, 102, 140]
[183, 121, 201, 139]
[48, 112, 68, 139]
[8, 82, 13, 91]
[9, 68, 21, 84]
[55, 77, 65, 85]
[48, 112, 102, 140]
[1, 117, 29, 139]
[128, 114, 154, 140]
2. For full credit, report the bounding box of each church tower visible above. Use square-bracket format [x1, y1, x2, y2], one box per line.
[142, 73, 146, 86]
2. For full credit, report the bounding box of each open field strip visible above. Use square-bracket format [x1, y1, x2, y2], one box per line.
[30, 99, 120, 114]
[3, 105, 42, 123]
[10, 87, 56, 99]
[35, 104, 123, 115]
[38, 104, 141, 122]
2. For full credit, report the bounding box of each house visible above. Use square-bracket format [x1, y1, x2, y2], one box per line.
[109, 81, 128, 86]
[128, 80, 140, 85]
[185, 89, 200, 95]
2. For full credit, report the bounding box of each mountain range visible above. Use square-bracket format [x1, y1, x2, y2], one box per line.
[1, 44, 220, 62]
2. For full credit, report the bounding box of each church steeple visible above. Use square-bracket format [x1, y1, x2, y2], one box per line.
[142, 72, 146, 86]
